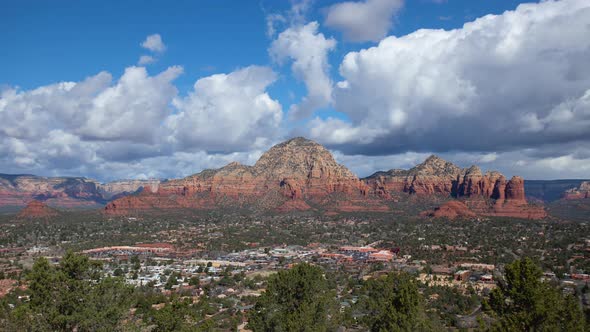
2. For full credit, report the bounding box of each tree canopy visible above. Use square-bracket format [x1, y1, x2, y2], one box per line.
[6, 251, 133, 332]
[247, 263, 340, 332]
[488, 257, 586, 331]
[358, 272, 433, 332]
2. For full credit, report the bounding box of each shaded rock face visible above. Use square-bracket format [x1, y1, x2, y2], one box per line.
[564, 181, 590, 200]
[421, 201, 476, 220]
[105, 137, 371, 215]
[17, 200, 59, 218]
[365, 156, 546, 219]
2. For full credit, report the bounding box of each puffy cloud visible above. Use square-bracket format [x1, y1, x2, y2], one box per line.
[0, 65, 283, 181]
[310, 0, 590, 157]
[141, 34, 166, 53]
[166, 65, 283, 152]
[0, 73, 110, 140]
[81, 66, 182, 142]
[138, 55, 156, 65]
[270, 22, 336, 119]
[0, 66, 183, 143]
[324, 0, 403, 42]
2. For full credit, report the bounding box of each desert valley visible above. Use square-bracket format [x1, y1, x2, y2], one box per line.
[2, 0, 590, 330]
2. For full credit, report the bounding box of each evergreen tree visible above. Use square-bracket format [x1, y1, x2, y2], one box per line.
[247, 263, 340, 332]
[358, 272, 432, 331]
[7, 251, 133, 331]
[488, 257, 586, 331]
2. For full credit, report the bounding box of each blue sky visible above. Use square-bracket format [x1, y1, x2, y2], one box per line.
[1, 0, 590, 181]
[2, 0, 528, 92]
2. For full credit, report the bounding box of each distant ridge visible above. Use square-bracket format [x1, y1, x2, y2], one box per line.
[0, 173, 161, 210]
[525, 179, 589, 202]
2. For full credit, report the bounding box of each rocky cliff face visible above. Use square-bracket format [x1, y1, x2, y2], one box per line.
[99, 180, 161, 199]
[0, 174, 161, 210]
[564, 181, 590, 200]
[365, 156, 460, 196]
[364, 155, 546, 219]
[17, 200, 59, 218]
[105, 137, 373, 215]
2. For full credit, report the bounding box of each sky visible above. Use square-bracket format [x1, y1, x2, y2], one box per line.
[1, 0, 589, 182]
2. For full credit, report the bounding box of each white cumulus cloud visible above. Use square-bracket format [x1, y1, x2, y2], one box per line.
[166, 65, 283, 152]
[324, 0, 404, 42]
[310, 0, 590, 158]
[0, 65, 284, 180]
[270, 21, 336, 120]
[141, 34, 166, 53]
[138, 55, 156, 65]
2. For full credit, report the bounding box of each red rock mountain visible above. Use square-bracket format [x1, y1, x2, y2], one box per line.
[364, 155, 546, 219]
[563, 181, 590, 200]
[105, 139, 545, 219]
[17, 200, 59, 218]
[105, 137, 374, 214]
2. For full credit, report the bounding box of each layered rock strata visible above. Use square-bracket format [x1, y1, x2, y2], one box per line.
[563, 181, 590, 200]
[105, 137, 372, 215]
[364, 155, 546, 219]
[0, 174, 160, 209]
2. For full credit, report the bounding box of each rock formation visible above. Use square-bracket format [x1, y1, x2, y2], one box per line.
[0, 174, 161, 210]
[365, 155, 546, 219]
[421, 201, 476, 220]
[105, 140, 546, 219]
[105, 137, 374, 215]
[365, 155, 460, 197]
[563, 181, 590, 200]
[99, 179, 161, 199]
[17, 200, 59, 218]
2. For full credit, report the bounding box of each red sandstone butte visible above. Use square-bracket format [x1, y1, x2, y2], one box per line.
[365, 155, 546, 219]
[17, 200, 59, 218]
[421, 201, 476, 220]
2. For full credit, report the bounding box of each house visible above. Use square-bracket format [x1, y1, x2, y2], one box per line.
[454, 270, 471, 282]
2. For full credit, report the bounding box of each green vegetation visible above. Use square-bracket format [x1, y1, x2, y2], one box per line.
[4, 251, 132, 331]
[487, 258, 586, 331]
[247, 263, 340, 331]
[357, 272, 433, 331]
[0, 254, 588, 331]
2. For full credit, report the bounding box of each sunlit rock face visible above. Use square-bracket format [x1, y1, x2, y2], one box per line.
[364, 155, 546, 219]
[105, 137, 373, 215]
[564, 181, 590, 200]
